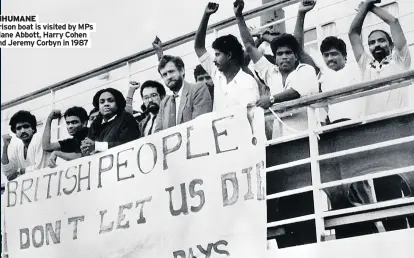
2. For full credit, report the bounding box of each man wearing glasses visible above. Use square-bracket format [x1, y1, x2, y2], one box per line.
[125, 80, 166, 136]
[1, 110, 51, 180]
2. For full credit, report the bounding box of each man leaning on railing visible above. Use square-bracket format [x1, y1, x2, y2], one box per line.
[42, 107, 89, 168]
[234, 0, 319, 138]
[345, 0, 414, 234]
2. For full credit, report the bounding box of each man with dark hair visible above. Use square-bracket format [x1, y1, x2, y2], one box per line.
[193, 64, 214, 101]
[349, 0, 411, 115]
[194, 2, 259, 111]
[318, 36, 364, 123]
[88, 107, 99, 127]
[151, 36, 215, 102]
[42, 106, 89, 167]
[234, 0, 318, 137]
[343, 0, 413, 236]
[137, 80, 166, 136]
[1, 111, 50, 180]
[154, 55, 212, 132]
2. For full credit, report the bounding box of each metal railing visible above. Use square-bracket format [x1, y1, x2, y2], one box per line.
[265, 69, 414, 245]
[0, 0, 302, 111]
[2, 0, 414, 254]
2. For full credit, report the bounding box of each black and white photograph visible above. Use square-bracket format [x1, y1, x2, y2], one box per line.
[1, 0, 413, 257]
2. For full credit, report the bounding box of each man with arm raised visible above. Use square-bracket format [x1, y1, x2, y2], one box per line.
[194, 2, 260, 111]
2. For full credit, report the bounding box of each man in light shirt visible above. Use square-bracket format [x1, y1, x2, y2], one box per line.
[318, 36, 364, 123]
[194, 2, 260, 112]
[234, 0, 319, 138]
[293, 0, 364, 124]
[343, 0, 413, 235]
[349, 0, 411, 115]
[154, 55, 212, 132]
[1, 111, 50, 180]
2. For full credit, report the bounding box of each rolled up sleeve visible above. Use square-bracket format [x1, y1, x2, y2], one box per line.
[289, 65, 319, 96]
[393, 44, 411, 69]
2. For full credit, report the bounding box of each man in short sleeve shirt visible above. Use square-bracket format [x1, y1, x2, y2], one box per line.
[349, 0, 411, 115]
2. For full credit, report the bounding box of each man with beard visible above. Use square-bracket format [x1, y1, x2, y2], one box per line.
[345, 0, 413, 235]
[154, 55, 212, 132]
[138, 80, 166, 136]
[349, 0, 411, 115]
[194, 2, 260, 111]
[42, 107, 89, 167]
[151, 36, 215, 102]
[292, 0, 363, 124]
[1, 111, 51, 180]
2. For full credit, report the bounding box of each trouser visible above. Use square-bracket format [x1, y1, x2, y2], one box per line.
[335, 175, 412, 239]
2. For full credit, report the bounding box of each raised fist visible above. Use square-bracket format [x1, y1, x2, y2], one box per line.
[233, 0, 245, 16]
[205, 2, 219, 15]
[152, 36, 162, 50]
[49, 109, 61, 119]
[299, 0, 316, 13]
[129, 81, 141, 90]
[2, 134, 12, 147]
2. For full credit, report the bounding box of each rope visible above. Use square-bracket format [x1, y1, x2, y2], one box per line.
[268, 107, 303, 133]
[268, 107, 321, 140]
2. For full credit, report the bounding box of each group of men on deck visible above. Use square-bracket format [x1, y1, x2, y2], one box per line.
[2, 0, 412, 247]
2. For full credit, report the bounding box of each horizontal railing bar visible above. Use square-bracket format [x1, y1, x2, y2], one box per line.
[325, 205, 414, 228]
[267, 186, 313, 200]
[315, 107, 414, 134]
[266, 130, 309, 146]
[320, 166, 414, 189]
[320, 81, 412, 107]
[268, 70, 414, 114]
[266, 158, 311, 172]
[317, 136, 414, 161]
[1, 0, 301, 110]
[322, 197, 414, 218]
[267, 214, 315, 227]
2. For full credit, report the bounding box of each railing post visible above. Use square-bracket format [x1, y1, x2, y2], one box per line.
[213, 29, 219, 39]
[1, 192, 8, 258]
[127, 61, 132, 80]
[307, 106, 325, 242]
[50, 89, 55, 109]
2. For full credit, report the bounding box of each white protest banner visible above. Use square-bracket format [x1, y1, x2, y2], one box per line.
[4, 107, 267, 258]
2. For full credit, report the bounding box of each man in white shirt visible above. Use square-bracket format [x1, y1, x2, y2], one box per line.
[349, 0, 411, 115]
[194, 2, 260, 112]
[318, 36, 364, 123]
[137, 80, 166, 136]
[234, 0, 319, 138]
[346, 0, 413, 234]
[1, 111, 50, 180]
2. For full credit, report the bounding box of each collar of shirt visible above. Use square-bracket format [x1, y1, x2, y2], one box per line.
[173, 82, 184, 98]
[173, 82, 184, 122]
[101, 114, 117, 124]
[273, 63, 301, 90]
[144, 113, 156, 135]
[217, 68, 243, 85]
[369, 54, 392, 69]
